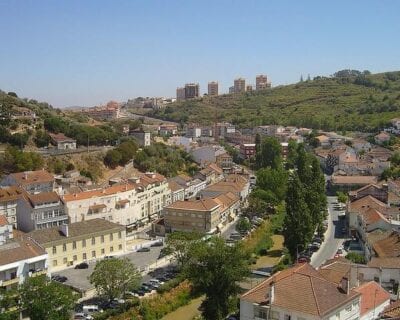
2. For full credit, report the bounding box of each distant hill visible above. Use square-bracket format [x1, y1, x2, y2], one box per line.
[152, 71, 400, 132]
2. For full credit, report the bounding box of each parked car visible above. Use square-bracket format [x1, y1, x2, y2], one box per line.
[74, 313, 93, 320]
[82, 305, 100, 314]
[75, 262, 89, 269]
[52, 275, 67, 282]
[137, 247, 151, 252]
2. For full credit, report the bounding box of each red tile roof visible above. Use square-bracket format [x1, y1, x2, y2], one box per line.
[354, 281, 390, 316]
[0, 214, 9, 226]
[10, 170, 54, 185]
[382, 300, 400, 319]
[373, 232, 400, 257]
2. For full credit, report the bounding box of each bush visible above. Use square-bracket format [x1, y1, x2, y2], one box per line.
[345, 252, 366, 264]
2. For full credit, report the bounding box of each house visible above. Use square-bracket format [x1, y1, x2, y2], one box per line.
[391, 118, 400, 131]
[190, 145, 227, 166]
[214, 122, 235, 138]
[0, 187, 24, 228]
[0, 220, 48, 290]
[169, 174, 207, 199]
[49, 133, 77, 150]
[353, 281, 390, 320]
[84, 104, 120, 120]
[16, 191, 69, 232]
[225, 131, 255, 145]
[194, 163, 224, 185]
[28, 219, 125, 271]
[164, 191, 239, 234]
[130, 130, 151, 146]
[168, 180, 185, 203]
[240, 263, 361, 320]
[375, 132, 391, 145]
[1, 170, 55, 194]
[329, 175, 378, 192]
[372, 231, 400, 258]
[159, 124, 178, 136]
[239, 143, 256, 160]
[349, 184, 388, 203]
[185, 125, 202, 138]
[63, 172, 171, 230]
[215, 152, 234, 169]
[316, 134, 331, 147]
[200, 174, 250, 201]
[352, 139, 372, 153]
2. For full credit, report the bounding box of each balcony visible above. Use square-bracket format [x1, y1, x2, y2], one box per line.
[30, 270, 47, 277]
[0, 277, 20, 287]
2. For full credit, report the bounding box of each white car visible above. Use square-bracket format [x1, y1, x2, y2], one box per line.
[74, 313, 94, 320]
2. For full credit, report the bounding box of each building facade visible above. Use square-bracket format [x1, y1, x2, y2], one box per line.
[1, 170, 55, 194]
[234, 78, 246, 93]
[28, 219, 125, 271]
[256, 74, 270, 90]
[184, 83, 200, 99]
[130, 131, 151, 146]
[208, 81, 218, 96]
[0, 187, 23, 228]
[50, 133, 77, 150]
[176, 87, 186, 101]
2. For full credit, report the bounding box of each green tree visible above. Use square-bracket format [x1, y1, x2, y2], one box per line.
[104, 149, 122, 169]
[283, 173, 313, 257]
[345, 252, 366, 264]
[0, 103, 11, 127]
[115, 139, 138, 165]
[256, 167, 288, 203]
[183, 237, 249, 320]
[257, 137, 282, 169]
[34, 130, 51, 148]
[165, 231, 203, 268]
[236, 217, 251, 233]
[19, 275, 77, 320]
[89, 258, 141, 302]
[337, 191, 348, 203]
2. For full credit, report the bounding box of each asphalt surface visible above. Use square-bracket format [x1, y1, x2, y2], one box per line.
[310, 196, 346, 268]
[55, 246, 164, 292]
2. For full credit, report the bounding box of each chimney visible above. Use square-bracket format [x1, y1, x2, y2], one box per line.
[382, 183, 388, 192]
[59, 224, 69, 237]
[340, 277, 350, 294]
[268, 281, 275, 304]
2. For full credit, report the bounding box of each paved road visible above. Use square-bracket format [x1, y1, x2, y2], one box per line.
[311, 196, 346, 268]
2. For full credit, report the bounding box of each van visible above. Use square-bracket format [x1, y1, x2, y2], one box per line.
[82, 305, 100, 314]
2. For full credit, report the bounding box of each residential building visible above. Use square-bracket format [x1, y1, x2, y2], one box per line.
[194, 163, 224, 185]
[329, 175, 378, 193]
[349, 184, 388, 203]
[256, 74, 269, 90]
[354, 281, 390, 320]
[391, 118, 400, 130]
[84, 104, 120, 120]
[130, 130, 151, 146]
[0, 187, 23, 228]
[11, 106, 37, 121]
[1, 170, 55, 194]
[63, 172, 171, 230]
[186, 125, 202, 139]
[168, 180, 185, 203]
[229, 86, 235, 94]
[239, 143, 256, 160]
[381, 300, 400, 319]
[28, 219, 125, 271]
[208, 81, 218, 96]
[159, 124, 178, 136]
[169, 174, 207, 199]
[214, 122, 235, 139]
[16, 191, 68, 232]
[0, 220, 48, 290]
[190, 145, 228, 166]
[233, 78, 246, 93]
[49, 133, 76, 150]
[372, 231, 400, 258]
[240, 263, 361, 320]
[216, 152, 234, 170]
[184, 83, 199, 99]
[225, 131, 255, 145]
[164, 192, 239, 234]
[200, 174, 250, 200]
[176, 87, 186, 101]
[246, 85, 253, 92]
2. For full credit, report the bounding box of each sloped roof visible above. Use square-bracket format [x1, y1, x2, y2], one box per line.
[9, 170, 54, 185]
[63, 183, 136, 201]
[0, 186, 23, 203]
[360, 208, 389, 226]
[0, 214, 9, 226]
[382, 299, 400, 319]
[332, 176, 378, 186]
[373, 232, 400, 257]
[368, 257, 400, 269]
[319, 257, 352, 285]
[354, 281, 390, 316]
[168, 180, 184, 192]
[348, 195, 387, 213]
[166, 198, 220, 212]
[241, 263, 360, 317]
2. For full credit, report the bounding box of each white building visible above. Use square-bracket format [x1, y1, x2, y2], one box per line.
[50, 133, 77, 150]
[240, 263, 361, 320]
[1, 170, 55, 194]
[63, 172, 171, 231]
[190, 145, 227, 166]
[0, 187, 23, 228]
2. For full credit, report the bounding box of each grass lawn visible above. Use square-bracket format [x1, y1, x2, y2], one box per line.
[161, 296, 204, 320]
[252, 234, 284, 270]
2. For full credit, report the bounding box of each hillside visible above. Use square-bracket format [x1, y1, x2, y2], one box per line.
[152, 71, 400, 132]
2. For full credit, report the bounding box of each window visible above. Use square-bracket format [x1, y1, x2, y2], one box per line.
[118, 231, 122, 239]
[91, 251, 96, 258]
[345, 305, 352, 312]
[53, 260, 57, 267]
[73, 255, 77, 261]
[52, 246, 57, 254]
[110, 233, 113, 241]
[353, 301, 359, 308]
[270, 311, 279, 320]
[73, 241, 77, 249]
[63, 243, 67, 252]
[83, 253, 87, 260]
[63, 257, 67, 264]
[91, 237, 95, 245]
[110, 246, 114, 252]
[101, 248, 105, 254]
[82, 239, 86, 247]
[118, 244, 122, 250]
[101, 235, 104, 243]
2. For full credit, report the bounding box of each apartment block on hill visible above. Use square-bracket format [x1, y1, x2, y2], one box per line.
[28, 219, 125, 271]
[0, 186, 23, 228]
[1, 170, 55, 194]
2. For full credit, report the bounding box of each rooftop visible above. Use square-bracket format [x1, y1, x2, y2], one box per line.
[373, 231, 400, 258]
[0, 214, 9, 226]
[331, 175, 378, 186]
[166, 198, 220, 212]
[382, 300, 400, 319]
[26, 191, 62, 207]
[367, 257, 400, 269]
[348, 195, 388, 213]
[28, 219, 124, 244]
[319, 257, 352, 285]
[241, 263, 360, 317]
[354, 281, 390, 316]
[8, 170, 54, 185]
[50, 132, 76, 142]
[0, 186, 23, 202]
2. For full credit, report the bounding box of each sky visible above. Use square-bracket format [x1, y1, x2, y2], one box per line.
[0, 1, 399, 107]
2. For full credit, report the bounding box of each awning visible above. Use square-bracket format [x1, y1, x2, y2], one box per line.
[89, 204, 106, 210]
[116, 199, 129, 206]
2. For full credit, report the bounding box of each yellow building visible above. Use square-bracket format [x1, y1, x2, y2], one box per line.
[28, 219, 126, 272]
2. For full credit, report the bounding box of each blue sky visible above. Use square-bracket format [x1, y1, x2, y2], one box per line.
[0, 0, 399, 107]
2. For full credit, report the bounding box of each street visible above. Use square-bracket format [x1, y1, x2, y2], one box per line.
[310, 196, 345, 268]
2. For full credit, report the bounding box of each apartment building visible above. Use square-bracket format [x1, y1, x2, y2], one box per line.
[28, 219, 125, 271]
[241, 263, 362, 320]
[130, 130, 151, 146]
[16, 191, 69, 232]
[63, 172, 171, 229]
[1, 170, 55, 194]
[0, 186, 23, 228]
[239, 143, 256, 160]
[0, 216, 48, 290]
[234, 78, 246, 93]
[200, 174, 250, 200]
[169, 174, 207, 199]
[176, 87, 186, 101]
[185, 83, 200, 99]
[208, 81, 218, 96]
[84, 103, 120, 121]
[256, 74, 271, 90]
[159, 124, 178, 136]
